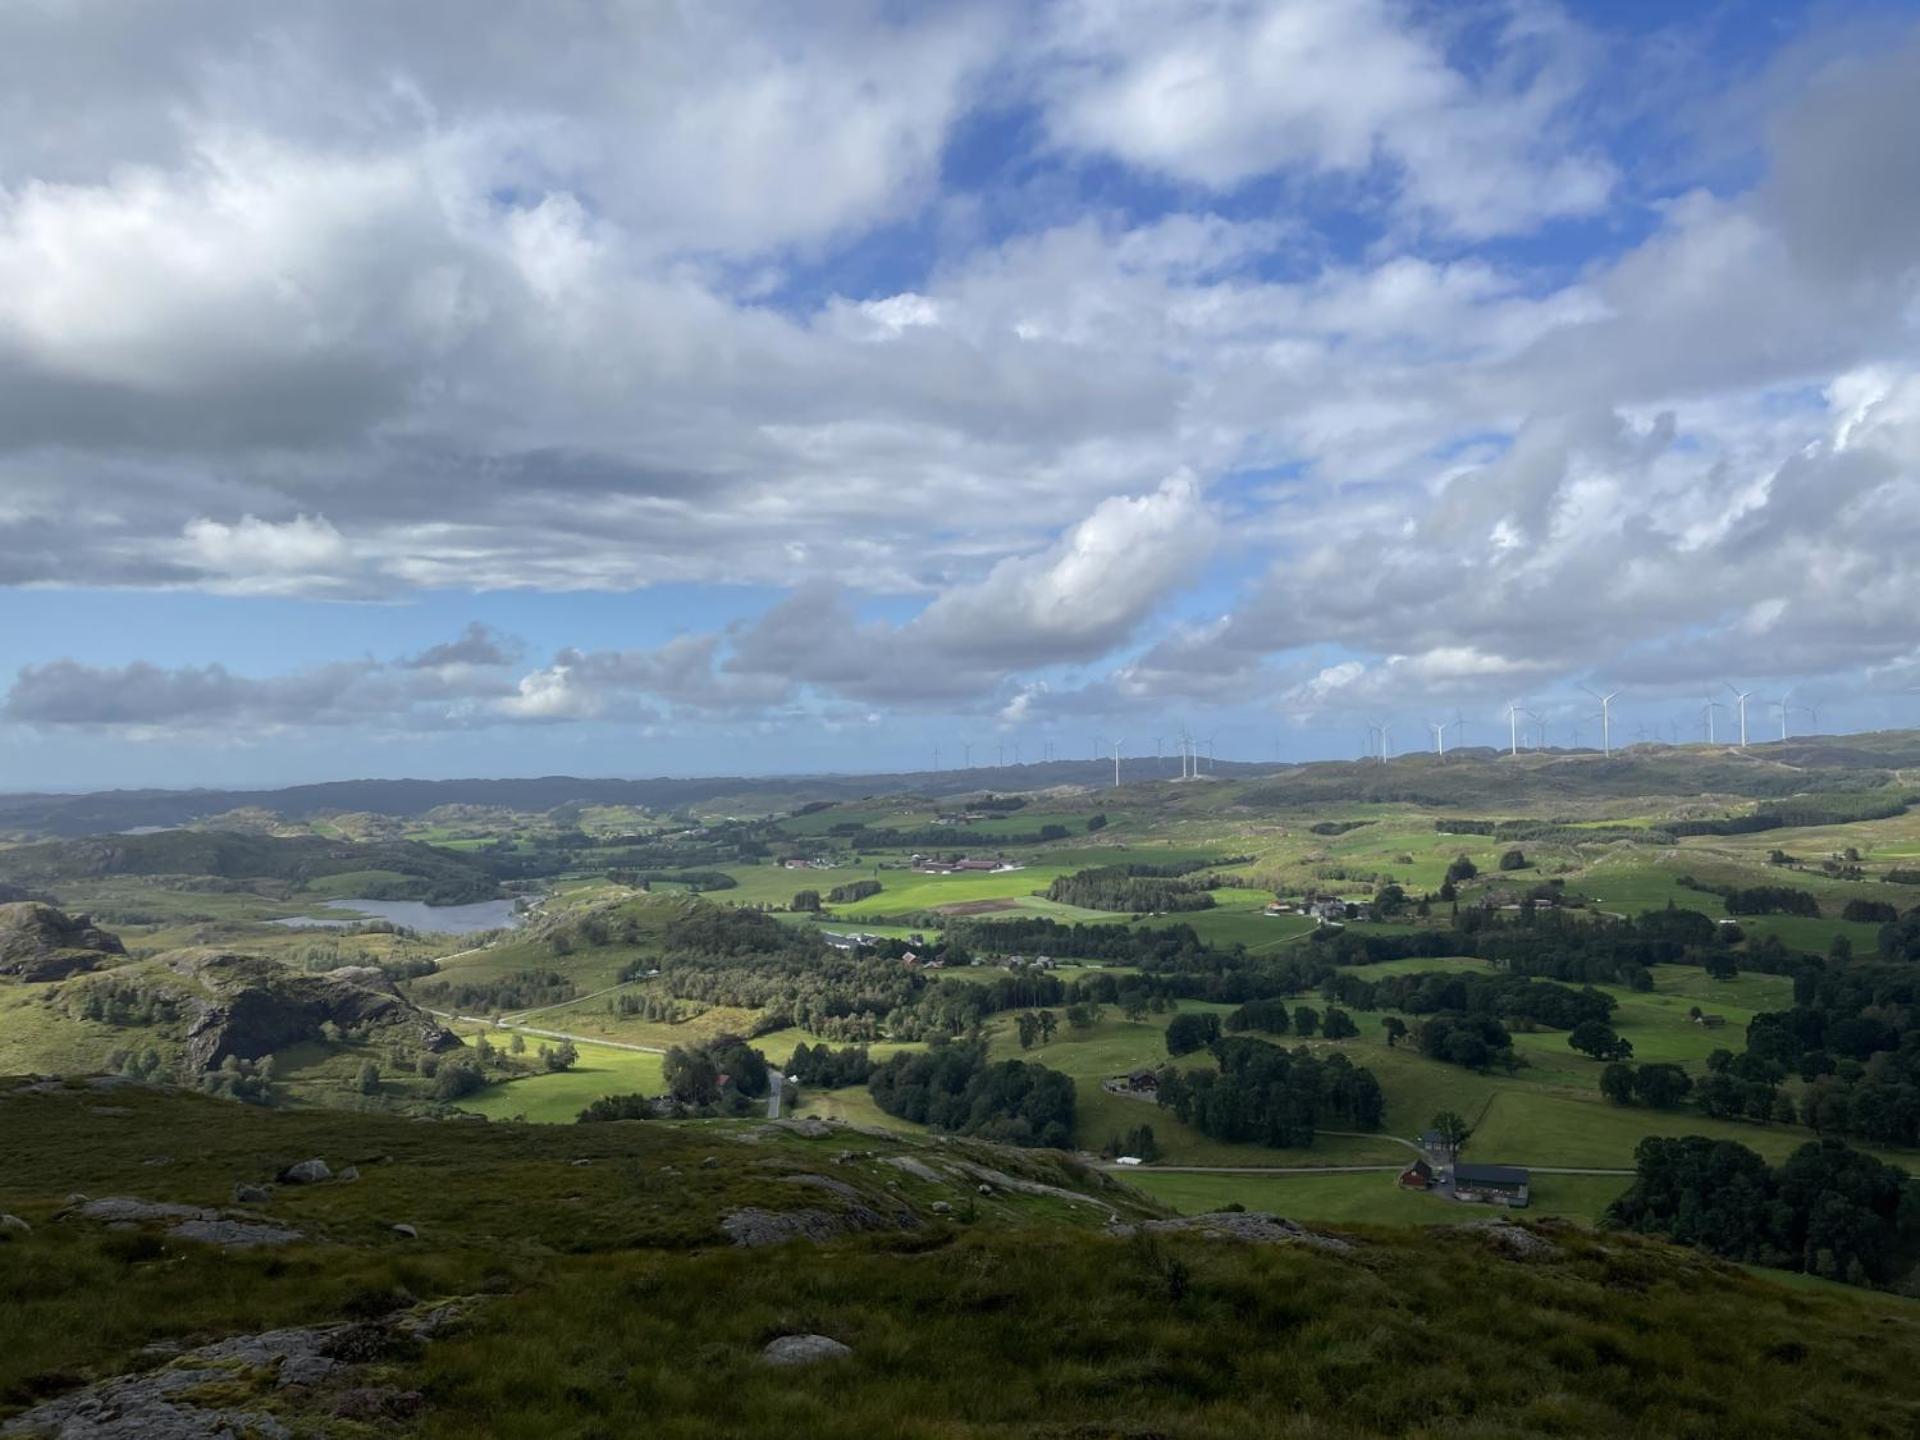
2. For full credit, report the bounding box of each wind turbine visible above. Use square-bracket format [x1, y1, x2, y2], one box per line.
[1725, 683, 1752, 748]
[1775, 687, 1795, 742]
[1109, 737, 1124, 789]
[1702, 696, 1722, 745]
[998, 740, 1006, 768]
[1580, 685, 1620, 757]
[962, 742, 972, 769]
[1380, 721, 1393, 759]
[1428, 718, 1453, 759]
[932, 745, 941, 772]
[1206, 733, 1218, 774]
[1505, 699, 1526, 757]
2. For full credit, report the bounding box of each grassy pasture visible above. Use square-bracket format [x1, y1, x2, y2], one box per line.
[454, 1041, 666, 1123]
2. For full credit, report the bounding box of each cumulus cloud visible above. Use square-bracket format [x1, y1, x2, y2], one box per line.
[4, 3, 1920, 765]
[1037, 0, 1614, 238]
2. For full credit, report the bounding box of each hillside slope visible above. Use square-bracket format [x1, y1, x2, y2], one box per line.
[2, 1079, 1918, 1438]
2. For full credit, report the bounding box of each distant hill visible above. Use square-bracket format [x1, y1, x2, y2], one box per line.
[3, 729, 1917, 836]
[0, 830, 503, 904]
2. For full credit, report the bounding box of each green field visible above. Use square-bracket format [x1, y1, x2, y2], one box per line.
[454, 1041, 667, 1123]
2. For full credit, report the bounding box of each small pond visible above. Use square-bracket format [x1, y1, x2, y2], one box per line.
[269, 897, 525, 935]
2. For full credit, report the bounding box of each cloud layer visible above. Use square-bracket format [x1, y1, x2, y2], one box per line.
[4, 2, 1920, 769]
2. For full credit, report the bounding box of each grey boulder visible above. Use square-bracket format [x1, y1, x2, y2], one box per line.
[761, 1334, 852, 1367]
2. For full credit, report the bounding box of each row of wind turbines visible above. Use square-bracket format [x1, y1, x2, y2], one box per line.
[1368, 682, 1818, 762]
[928, 729, 1224, 787]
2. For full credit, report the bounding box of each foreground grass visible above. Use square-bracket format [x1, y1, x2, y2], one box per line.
[4, 1078, 1920, 1437]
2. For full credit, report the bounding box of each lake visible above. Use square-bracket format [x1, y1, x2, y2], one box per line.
[269, 897, 525, 935]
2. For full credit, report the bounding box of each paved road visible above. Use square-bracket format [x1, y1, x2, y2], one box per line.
[767, 1071, 783, 1119]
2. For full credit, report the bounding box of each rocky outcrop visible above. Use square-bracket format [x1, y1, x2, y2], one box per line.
[169, 951, 461, 1071]
[0, 1300, 468, 1438]
[1441, 1218, 1561, 1259]
[0, 902, 125, 981]
[1116, 1213, 1355, 1251]
[762, 1334, 852, 1366]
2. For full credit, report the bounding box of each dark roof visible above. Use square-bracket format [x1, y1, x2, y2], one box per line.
[1454, 1162, 1529, 1186]
[1401, 1159, 1432, 1176]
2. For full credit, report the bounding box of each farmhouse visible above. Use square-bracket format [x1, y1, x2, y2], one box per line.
[1452, 1162, 1531, 1208]
[1398, 1158, 1433, 1190]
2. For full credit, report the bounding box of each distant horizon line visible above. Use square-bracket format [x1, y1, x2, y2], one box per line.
[2, 725, 1902, 802]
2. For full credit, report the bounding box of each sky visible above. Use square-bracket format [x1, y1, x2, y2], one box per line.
[4, 0, 1920, 789]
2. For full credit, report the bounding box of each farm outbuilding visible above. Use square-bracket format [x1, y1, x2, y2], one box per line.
[1453, 1162, 1530, 1208]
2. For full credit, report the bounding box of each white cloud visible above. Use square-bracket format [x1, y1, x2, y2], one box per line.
[1037, 0, 1614, 237]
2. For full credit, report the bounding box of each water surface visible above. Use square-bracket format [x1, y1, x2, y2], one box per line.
[269, 897, 523, 935]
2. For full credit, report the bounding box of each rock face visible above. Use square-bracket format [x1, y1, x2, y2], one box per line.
[168, 951, 461, 1072]
[0, 902, 125, 981]
[0, 1301, 467, 1439]
[1442, 1218, 1560, 1259]
[279, 1158, 333, 1185]
[761, 1334, 852, 1367]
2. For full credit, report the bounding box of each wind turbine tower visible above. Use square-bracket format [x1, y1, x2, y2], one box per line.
[1428, 719, 1451, 759]
[1726, 684, 1752, 748]
[1581, 685, 1620, 757]
[1776, 688, 1795, 742]
[1109, 738, 1124, 788]
[1702, 697, 1721, 745]
[1505, 700, 1525, 757]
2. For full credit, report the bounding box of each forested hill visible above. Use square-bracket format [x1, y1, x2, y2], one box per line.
[0, 831, 502, 904]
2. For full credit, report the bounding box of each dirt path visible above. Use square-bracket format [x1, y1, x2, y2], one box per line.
[428, 1010, 666, 1056]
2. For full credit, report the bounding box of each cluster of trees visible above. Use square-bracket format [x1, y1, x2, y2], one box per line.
[1568, 1020, 1633, 1062]
[107, 1045, 168, 1081]
[1608, 1136, 1918, 1288]
[1413, 1013, 1515, 1072]
[1842, 899, 1899, 924]
[1599, 1061, 1693, 1108]
[411, 968, 577, 1015]
[1166, 1011, 1221, 1054]
[784, 1042, 873, 1088]
[1726, 933, 1920, 1144]
[663, 1033, 769, 1106]
[867, 1040, 1075, 1148]
[1222, 999, 1358, 1040]
[610, 868, 737, 892]
[1045, 862, 1221, 913]
[827, 879, 883, 904]
[1312, 904, 1761, 991]
[1317, 968, 1616, 1032]
[1102, 1123, 1159, 1160]
[1686, 882, 1823, 917]
[199, 1053, 275, 1103]
[1156, 1037, 1384, 1145]
[66, 976, 183, 1028]
[618, 908, 925, 1043]
[1014, 1010, 1060, 1048]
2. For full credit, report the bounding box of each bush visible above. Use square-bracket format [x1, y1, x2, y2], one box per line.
[1842, 899, 1898, 924]
[1498, 849, 1529, 871]
[1166, 1012, 1222, 1056]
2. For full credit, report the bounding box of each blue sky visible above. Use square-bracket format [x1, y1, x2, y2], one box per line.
[3, 0, 1919, 789]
